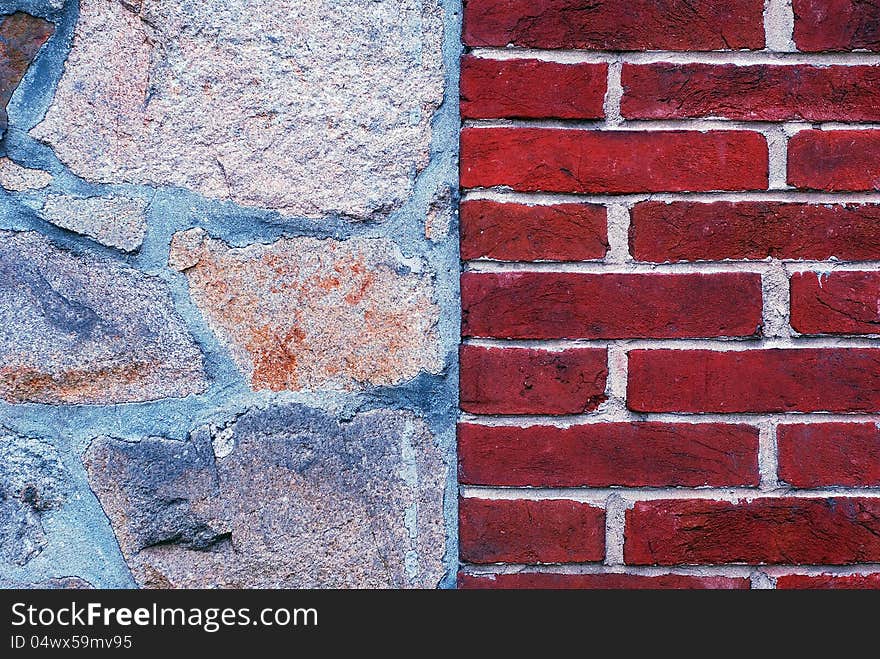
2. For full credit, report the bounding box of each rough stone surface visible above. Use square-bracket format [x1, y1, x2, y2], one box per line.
[169, 229, 441, 392]
[1, 576, 93, 589]
[31, 0, 445, 220]
[84, 404, 447, 588]
[0, 12, 54, 138]
[0, 157, 52, 191]
[0, 428, 66, 566]
[0, 230, 206, 404]
[40, 194, 148, 252]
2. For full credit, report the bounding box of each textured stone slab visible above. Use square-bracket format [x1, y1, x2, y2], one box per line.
[0, 12, 54, 137]
[40, 194, 148, 252]
[0, 157, 51, 191]
[32, 0, 444, 219]
[0, 230, 206, 404]
[84, 405, 447, 588]
[0, 428, 66, 566]
[170, 229, 441, 392]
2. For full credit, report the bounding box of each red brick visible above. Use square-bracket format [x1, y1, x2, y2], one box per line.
[621, 64, 880, 121]
[790, 272, 880, 335]
[460, 200, 607, 262]
[462, 0, 765, 50]
[776, 573, 880, 589]
[461, 57, 606, 120]
[461, 272, 763, 339]
[458, 422, 759, 487]
[627, 349, 880, 413]
[458, 572, 750, 589]
[625, 498, 880, 565]
[630, 202, 880, 263]
[778, 423, 880, 488]
[461, 128, 768, 194]
[788, 130, 880, 191]
[793, 0, 880, 51]
[459, 498, 605, 564]
[459, 345, 607, 415]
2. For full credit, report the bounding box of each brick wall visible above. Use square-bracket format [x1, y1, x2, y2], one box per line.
[458, 0, 880, 589]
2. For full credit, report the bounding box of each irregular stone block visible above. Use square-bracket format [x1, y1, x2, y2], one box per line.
[169, 229, 441, 392]
[0, 12, 54, 137]
[0, 157, 51, 191]
[0, 230, 206, 404]
[84, 404, 448, 588]
[31, 0, 445, 219]
[40, 194, 148, 252]
[0, 428, 66, 566]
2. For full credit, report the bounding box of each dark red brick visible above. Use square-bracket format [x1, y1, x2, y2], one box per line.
[622, 63, 880, 121]
[458, 572, 750, 589]
[461, 128, 768, 194]
[627, 349, 880, 413]
[776, 573, 880, 589]
[458, 422, 759, 487]
[788, 130, 880, 191]
[460, 200, 607, 262]
[790, 271, 880, 335]
[630, 202, 880, 263]
[461, 272, 763, 339]
[0, 12, 54, 136]
[625, 498, 880, 565]
[778, 423, 880, 488]
[461, 56, 606, 119]
[463, 0, 765, 50]
[793, 0, 880, 51]
[459, 498, 605, 564]
[459, 345, 607, 415]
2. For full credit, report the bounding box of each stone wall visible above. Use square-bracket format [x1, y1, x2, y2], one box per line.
[0, 0, 461, 588]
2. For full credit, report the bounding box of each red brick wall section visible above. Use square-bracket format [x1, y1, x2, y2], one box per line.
[457, 0, 880, 590]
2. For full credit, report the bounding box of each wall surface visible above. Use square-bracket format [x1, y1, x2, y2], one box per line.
[0, 0, 461, 588]
[458, 0, 880, 589]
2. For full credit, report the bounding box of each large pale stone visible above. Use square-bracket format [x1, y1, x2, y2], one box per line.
[40, 194, 148, 252]
[0, 428, 66, 566]
[0, 230, 206, 404]
[169, 229, 442, 392]
[32, 0, 445, 219]
[0, 157, 51, 192]
[84, 404, 448, 588]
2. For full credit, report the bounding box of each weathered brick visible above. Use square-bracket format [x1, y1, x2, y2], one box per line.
[778, 423, 880, 488]
[460, 200, 607, 262]
[788, 130, 880, 191]
[776, 573, 880, 589]
[625, 498, 880, 565]
[630, 202, 880, 262]
[0, 230, 205, 404]
[793, 0, 880, 51]
[462, 0, 765, 50]
[459, 345, 607, 415]
[790, 272, 880, 335]
[461, 128, 768, 194]
[0, 12, 54, 137]
[458, 422, 759, 487]
[458, 572, 750, 589]
[628, 349, 880, 413]
[169, 229, 441, 392]
[459, 498, 605, 564]
[462, 272, 763, 339]
[461, 56, 606, 119]
[85, 405, 446, 588]
[622, 64, 880, 121]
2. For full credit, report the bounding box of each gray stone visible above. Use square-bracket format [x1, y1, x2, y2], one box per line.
[84, 404, 447, 588]
[0, 576, 93, 589]
[0, 230, 206, 404]
[0, 428, 66, 566]
[32, 0, 445, 220]
[40, 194, 148, 252]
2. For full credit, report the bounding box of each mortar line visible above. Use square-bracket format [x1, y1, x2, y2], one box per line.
[466, 48, 880, 65]
[462, 188, 880, 204]
[463, 118, 880, 130]
[463, 260, 880, 273]
[460, 563, 880, 577]
[459, 411, 880, 427]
